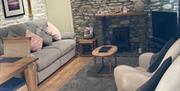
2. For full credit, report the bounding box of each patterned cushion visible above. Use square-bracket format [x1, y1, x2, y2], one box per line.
[148, 38, 175, 72]
[35, 28, 53, 46]
[25, 30, 43, 51]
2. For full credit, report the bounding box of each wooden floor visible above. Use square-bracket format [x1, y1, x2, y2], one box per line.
[18, 56, 93, 91]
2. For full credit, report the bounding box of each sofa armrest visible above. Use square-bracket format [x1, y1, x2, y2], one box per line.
[139, 52, 155, 70]
[61, 32, 76, 39]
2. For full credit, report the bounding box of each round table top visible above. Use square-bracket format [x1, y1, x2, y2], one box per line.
[92, 45, 118, 57]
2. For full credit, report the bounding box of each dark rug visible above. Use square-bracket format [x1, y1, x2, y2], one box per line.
[60, 56, 138, 91]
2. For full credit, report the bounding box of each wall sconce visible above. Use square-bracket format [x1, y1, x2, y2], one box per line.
[27, 0, 33, 17]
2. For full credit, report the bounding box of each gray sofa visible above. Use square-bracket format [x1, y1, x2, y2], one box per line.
[0, 20, 76, 83]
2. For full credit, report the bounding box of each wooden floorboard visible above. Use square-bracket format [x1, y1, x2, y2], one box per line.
[18, 56, 92, 91]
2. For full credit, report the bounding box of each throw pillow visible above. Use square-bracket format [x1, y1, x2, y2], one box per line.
[149, 52, 160, 66]
[7, 30, 25, 37]
[46, 22, 61, 40]
[25, 19, 48, 31]
[25, 19, 48, 33]
[25, 30, 43, 51]
[35, 28, 53, 46]
[136, 57, 172, 91]
[6, 24, 27, 36]
[148, 38, 175, 72]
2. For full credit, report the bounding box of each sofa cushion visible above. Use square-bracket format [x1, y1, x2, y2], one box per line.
[137, 57, 172, 91]
[148, 38, 175, 72]
[46, 39, 76, 56]
[61, 32, 76, 39]
[32, 48, 61, 71]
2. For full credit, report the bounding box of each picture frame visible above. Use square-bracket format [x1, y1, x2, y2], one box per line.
[2, 0, 25, 18]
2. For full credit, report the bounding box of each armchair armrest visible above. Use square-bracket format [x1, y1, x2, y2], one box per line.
[139, 52, 155, 70]
[114, 65, 150, 91]
[61, 32, 76, 39]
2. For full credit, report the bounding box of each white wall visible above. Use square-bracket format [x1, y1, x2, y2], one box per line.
[0, 0, 47, 28]
[45, 0, 74, 32]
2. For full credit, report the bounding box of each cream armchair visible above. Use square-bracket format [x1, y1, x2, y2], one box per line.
[155, 55, 180, 91]
[114, 38, 180, 91]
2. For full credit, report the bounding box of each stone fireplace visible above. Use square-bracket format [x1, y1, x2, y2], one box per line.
[95, 13, 148, 51]
[70, 0, 178, 52]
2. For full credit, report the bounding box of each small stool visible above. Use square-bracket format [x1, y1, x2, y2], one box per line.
[78, 38, 97, 56]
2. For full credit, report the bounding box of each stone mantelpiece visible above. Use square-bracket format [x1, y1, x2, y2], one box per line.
[95, 12, 146, 17]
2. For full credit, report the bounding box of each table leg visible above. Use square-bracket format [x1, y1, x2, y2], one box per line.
[94, 56, 97, 65]
[79, 44, 83, 56]
[91, 44, 94, 56]
[98, 57, 105, 73]
[24, 62, 38, 91]
[108, 57, 112, 73]
[114, 55, 117, 67]
[93, 40, 96, 49]
[102, 57, 104, 66]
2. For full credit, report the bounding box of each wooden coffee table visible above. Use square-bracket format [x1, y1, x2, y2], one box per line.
[0, 57, 38, 91]
[92, 45, 118, 76]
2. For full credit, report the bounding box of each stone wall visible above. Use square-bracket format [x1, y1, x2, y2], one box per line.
[71, 0, 178, 51]
[150, 0, 178, 11]
[0, 0, 47, 28]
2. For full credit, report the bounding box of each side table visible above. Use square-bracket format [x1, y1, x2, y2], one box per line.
[78, 38, 97, 56]
[0, 57, 38, 91]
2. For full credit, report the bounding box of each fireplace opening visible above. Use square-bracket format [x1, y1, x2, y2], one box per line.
[111, 27, 130, 51]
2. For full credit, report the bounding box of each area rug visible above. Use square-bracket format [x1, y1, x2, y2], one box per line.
[60, 56, 138, 91]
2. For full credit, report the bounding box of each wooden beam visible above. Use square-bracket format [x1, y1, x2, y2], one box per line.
[27, 0, 33, 17]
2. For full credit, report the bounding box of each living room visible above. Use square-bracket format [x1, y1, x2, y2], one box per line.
[0, 0, 179, 91]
